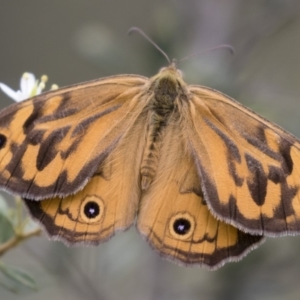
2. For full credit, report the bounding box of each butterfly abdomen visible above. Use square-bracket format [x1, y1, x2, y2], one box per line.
[140, 73, 180, 190]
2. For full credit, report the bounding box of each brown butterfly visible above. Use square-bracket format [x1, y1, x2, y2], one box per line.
[1, 46, 300, 269]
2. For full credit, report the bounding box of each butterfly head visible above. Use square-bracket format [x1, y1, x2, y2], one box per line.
[148, 62, 187, 110]
[157, 60, 183, 79]
[151, 61, 185, 94]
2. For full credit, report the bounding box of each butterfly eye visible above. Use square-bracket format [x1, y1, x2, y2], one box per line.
[0, 134, 7, 149]
[80, 196, 104, 223]
[169, 213, 195, 240]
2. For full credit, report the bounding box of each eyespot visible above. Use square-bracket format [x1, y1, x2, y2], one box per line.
[169, 212, 195, 240]
[80, 195, 104, 223]
[173, 218, 191, 235]
[0, 134, 7, 149]
[84, 201, 100, 219]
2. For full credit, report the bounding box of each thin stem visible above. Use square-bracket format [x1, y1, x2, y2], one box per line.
[0, 228, 41, 256]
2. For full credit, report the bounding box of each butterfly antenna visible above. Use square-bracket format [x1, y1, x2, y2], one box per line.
[128, 27, 171, 64]
[178, 44, 235, 65]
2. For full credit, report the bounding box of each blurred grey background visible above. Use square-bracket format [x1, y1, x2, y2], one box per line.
[1, 0, 300, 299]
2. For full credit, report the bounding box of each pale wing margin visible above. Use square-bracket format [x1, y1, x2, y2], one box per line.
[187, 85, 300, 236]
[0, 75, 148, 199]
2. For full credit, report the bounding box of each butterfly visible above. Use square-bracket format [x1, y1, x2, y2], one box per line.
[0, 59, 300, 270]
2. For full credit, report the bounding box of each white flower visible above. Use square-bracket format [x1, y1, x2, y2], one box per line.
[0, 72, 57, 102]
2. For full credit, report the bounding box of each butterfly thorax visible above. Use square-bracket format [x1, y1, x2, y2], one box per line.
[140, 68, 184, 190]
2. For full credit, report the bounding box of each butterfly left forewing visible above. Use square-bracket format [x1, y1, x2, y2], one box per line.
[0, 75, 148, 199]
[24, 108, 148, 244]
[137, 114, 263, 269]
[187, 85, 300, 236]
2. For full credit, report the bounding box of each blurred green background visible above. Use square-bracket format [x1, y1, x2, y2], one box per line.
[1, 0, 300, 299]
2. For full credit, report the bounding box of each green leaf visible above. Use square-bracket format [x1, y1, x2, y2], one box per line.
[0, 194, 16, 243]
[0, 195, 9, 215]
[0, 262, 37, 290]
[0, 213, 15, 244]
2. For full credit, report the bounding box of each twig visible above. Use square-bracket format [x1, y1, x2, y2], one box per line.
[0, 228, 41, 256]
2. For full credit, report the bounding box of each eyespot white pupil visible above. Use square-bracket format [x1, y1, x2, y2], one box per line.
[84, 201, 100, 219]
[173, 218, 191, 235]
